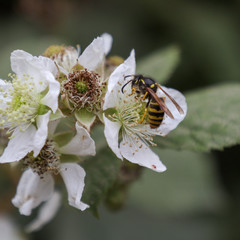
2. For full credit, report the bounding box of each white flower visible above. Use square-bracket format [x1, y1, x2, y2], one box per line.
[0, 50, 60, 163]
[12, 122, 95, 232]
[57, 33, 113, 75]
[59, 33, 113, 129]
[103, 50, 187, 172]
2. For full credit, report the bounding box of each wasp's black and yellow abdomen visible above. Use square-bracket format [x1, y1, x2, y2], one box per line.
[148, 98, 165, 129]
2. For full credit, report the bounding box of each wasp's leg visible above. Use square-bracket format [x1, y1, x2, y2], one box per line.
[139, 98, 150, 124]
[140, 92, 149, 101]
[128, 87, 137, 96]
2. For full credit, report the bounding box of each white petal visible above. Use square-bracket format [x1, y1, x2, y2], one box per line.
[33, 111, 51, 157]
[103, 114, 122, 159]
[101, 33, 113, 55]
[12, 169, 54, 216]
[120, 138, 166, 172]
[11, 50, 58, 93]
[78, 37, 106, 71]
[0, 125, 36, 163]
[25, 191, 61, 233]
[11, 50, 58, 77]
[59, 122, 96, 156]
[60, 163, 89, 211]
[103, 49, 136, 110]
[154, 87, 187, 136]
[40, 71, 60, 113]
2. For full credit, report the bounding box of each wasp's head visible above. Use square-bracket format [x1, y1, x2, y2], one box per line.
[121, 74, 146, 95]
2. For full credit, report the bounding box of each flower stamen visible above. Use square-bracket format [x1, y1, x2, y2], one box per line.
[22, 140, 60, 178]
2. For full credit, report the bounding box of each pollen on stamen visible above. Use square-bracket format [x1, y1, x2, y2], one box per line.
[0, 74, 40, 130]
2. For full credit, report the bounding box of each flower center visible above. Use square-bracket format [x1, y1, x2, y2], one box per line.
[63, 69, 102, 111]
[0, 74, 41, 130]
[108, 93, 156, 148]
[22, 140, 60, 178]
[76, 81, 88, 93]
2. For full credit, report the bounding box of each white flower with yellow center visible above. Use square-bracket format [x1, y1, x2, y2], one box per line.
[103, 50, 187, 172]
[0, 50, 60, 163]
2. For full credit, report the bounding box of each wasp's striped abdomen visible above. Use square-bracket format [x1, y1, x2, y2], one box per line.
[148, 98, 165, 129]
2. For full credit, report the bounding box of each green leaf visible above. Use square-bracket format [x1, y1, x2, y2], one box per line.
[155, 84, 240, 152]
[137, 45, 180, 84]
[129, 150, 225, 215]
[82, 147, 121, 212]
[74, 109, 96, 131]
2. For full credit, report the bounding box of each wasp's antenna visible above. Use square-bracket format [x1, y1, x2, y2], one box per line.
[121, 79, 134, 93]
[124, 75, 133, 80]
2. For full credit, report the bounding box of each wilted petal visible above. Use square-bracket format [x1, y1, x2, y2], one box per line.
[60, 163, 89, 211]
[120, 138, 166, 172]
[101, 33, 113, 55]
[25, 191, 61, 233]
[0, 125, 36, 163]
[103, 115, 122, 160]
[33, 111, 51, 157]
[59, 122, 96, 156]
[103, 49, 136, 110]
[40, 71, 60, 113]
[12, 169, 54, 216]
[78, 37, 106, 71]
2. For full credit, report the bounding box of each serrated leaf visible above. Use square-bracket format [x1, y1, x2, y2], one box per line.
[137, 45, 180, 84]
[81, 148, 121, 211]
[155, 84, 240, 152]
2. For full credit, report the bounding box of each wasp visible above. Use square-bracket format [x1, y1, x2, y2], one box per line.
[121, 74, 184, 129]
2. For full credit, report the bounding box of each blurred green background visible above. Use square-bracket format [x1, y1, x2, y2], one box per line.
[1, 0, 240, 239]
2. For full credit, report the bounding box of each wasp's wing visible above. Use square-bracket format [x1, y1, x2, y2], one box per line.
[157, 84, 184, 114]
[146, 87, 174, 119]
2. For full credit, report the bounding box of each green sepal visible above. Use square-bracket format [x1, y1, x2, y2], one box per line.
[74, 108, 96, 131]
[53, 131, 75, 148]
[50, 108, 64, 121]
[37, 104, 50, 115]
[60, 154, 80, 163]
[103, 108, 117, 120]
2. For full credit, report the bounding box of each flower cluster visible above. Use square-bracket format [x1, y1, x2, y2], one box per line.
[0, 33, 187, 231]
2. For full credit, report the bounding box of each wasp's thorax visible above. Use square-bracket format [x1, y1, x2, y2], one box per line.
[62, 69, 103, 111]
[131, 75, 157, 95]
[23, 140, 60, 178]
